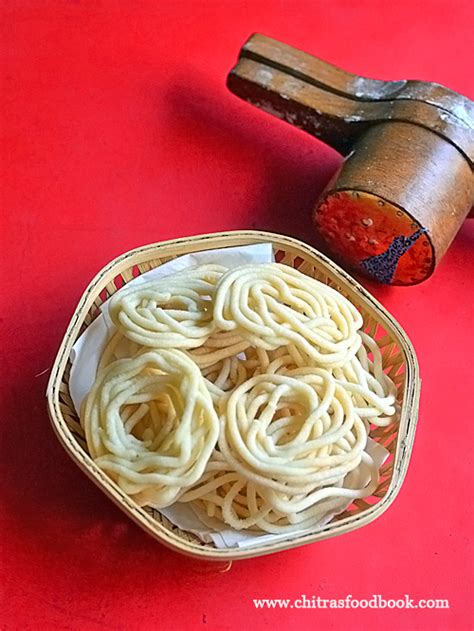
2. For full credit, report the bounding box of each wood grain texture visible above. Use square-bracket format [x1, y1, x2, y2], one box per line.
[240, 34, 474, 125]
[327, 122, 474, 266]
[227, 34, 474, 284]
[228, 34, 474, 164]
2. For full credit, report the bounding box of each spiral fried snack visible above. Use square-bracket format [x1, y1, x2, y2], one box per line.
[180, 369, 379, 533]
[97, 330, 142, 372]
[187, 330, 250, 368]
[179, 452, 352, 534]
[201, 355, 249, 393]
[243, 334, 398, 427]
[82, 258, 399, 538]
[81, 349, 219, 508]
[220, 371, 367, 492]
[213, 263, 363, 367]
[108, 264, 227, 349]
[332, 331, 397, 426]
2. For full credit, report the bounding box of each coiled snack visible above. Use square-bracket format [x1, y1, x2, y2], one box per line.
[333, 331, 397, 426]
[219, 370, 366, 491]
[180, 368, 379, 533]
[213, 264, 363, 367]
[179, 454, 377, 534]
[81, 261, 398, 538]
[240, 334, 398, 427]
[108, 264, 227, 349]
[187, 330, 250, 368]
[82, 349, 219, 508]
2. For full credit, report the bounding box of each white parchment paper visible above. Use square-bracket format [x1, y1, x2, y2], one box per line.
[69, 243, 388, 548]
[70, 243, 274, 414]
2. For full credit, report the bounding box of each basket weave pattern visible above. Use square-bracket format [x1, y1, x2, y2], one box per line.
[47, 231, 420, 560]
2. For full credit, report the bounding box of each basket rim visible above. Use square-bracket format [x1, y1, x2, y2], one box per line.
[46, 230, 420, 560]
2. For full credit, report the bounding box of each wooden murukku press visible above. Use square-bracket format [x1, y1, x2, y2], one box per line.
[227, 34, 474, 285]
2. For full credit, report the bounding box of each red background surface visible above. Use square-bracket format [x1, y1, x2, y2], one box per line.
[1, 2, 473, 630]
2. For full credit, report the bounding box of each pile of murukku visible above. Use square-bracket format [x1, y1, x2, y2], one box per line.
[81, 262, 398, 533]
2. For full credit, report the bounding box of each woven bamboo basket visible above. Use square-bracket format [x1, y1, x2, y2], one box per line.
[47, 230, 420, 560]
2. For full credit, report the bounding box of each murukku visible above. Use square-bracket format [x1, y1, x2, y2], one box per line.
[218, 370, 367, 493]
[332, 331, 397, 426]
[81, 349, 219, 508]
[180, 460, 376, 534]
[187, 330, 250, 368]
[82, 258, 398, 537]
[213, 263, 363, 367]
[109, 264, 227, 349]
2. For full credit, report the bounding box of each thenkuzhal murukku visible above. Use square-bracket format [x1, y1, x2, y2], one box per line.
[108, 264, 227, 349]
[82, 349, 219, 508]
[213, 263, 363, 367]
[81, 259, 398, 537]
[218, 370, 367, 493]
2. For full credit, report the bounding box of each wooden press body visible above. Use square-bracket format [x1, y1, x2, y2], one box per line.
[227, 34, 474, 285]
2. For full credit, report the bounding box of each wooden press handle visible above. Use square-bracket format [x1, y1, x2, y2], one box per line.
[227, 34, 474, 166]
[238, 34, 474, 124]
[227, 34, 474, 282]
